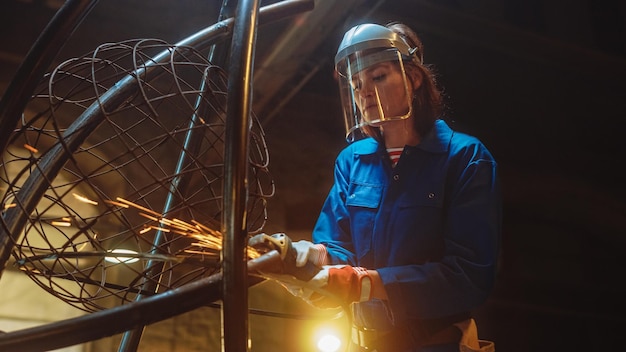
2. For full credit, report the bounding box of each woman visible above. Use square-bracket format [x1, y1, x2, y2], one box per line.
[286, 22, 501, 352]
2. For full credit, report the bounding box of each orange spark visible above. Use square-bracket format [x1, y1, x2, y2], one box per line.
[104, 199, 129, 208]
[23, 144, 38, 153]
[72, 193, 98, 205]
[51, 221, 71, 227]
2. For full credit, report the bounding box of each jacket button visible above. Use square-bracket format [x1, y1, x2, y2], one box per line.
[428, 192, 435, 199]
[393, 174, 400, 181]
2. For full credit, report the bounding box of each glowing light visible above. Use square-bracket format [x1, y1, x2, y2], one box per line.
[317, 334, 342, 352]
[105, 249, 140, 264]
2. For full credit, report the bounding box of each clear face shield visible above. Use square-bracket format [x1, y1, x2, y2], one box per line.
[336, 49, 413, 142]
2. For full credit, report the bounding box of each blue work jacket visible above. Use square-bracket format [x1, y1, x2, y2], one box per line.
[312, 119, 501, 331]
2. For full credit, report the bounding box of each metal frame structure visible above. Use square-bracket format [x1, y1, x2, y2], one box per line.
[0, 0, 315, 351]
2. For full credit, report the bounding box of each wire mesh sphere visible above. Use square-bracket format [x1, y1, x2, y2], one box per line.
[0, 39, 273, 312]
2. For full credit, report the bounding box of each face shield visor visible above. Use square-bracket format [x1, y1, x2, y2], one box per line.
[336, 49, 413, 142]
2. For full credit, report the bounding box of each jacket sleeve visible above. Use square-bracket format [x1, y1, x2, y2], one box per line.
[312, 150, 358, 265]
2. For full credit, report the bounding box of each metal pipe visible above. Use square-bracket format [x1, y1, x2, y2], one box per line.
[221, 0, 259, 350]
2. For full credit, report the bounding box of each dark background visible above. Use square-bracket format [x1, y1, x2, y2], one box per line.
[1, 0, 625, 351]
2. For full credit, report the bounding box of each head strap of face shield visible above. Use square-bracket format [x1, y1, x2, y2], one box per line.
[407, 47, 423, 66]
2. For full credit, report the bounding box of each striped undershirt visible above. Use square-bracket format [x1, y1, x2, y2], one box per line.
[386, 147, 404, 167]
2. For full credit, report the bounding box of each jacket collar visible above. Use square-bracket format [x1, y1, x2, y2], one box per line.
[414, 119, 452, 153]
[353, 119, 452, 155]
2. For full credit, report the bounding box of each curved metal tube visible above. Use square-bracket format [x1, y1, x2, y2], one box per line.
[0, 0, 100, 156]
[0, 251, 280, 352]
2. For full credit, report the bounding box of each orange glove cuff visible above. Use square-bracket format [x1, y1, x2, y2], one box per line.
[324, 266, 371, 306]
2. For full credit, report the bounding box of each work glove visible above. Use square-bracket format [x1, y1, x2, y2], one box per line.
[308, 265, 372, 309]
[270, 265, 372, 309]
[291, 240, 327, 267]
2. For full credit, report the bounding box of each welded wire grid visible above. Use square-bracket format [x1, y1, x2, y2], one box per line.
[0, 39, 274, 312]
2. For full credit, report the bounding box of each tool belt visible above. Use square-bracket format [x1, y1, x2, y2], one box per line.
[351, 323, 462, 351]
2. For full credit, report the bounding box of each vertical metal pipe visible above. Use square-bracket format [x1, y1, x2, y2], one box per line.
[209, 0, 237, 66]
[221, 0, 259, 350]
[117, 68, 216, 352]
